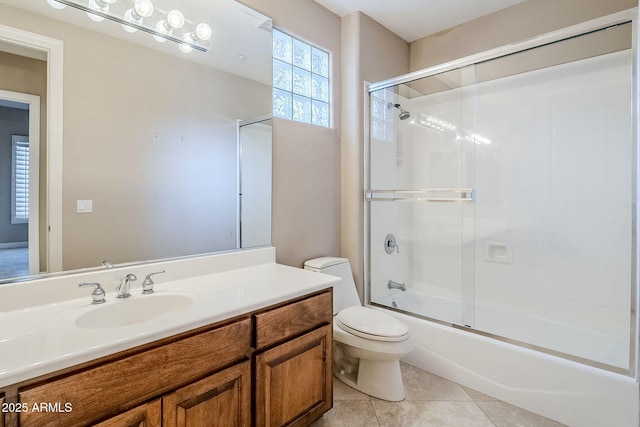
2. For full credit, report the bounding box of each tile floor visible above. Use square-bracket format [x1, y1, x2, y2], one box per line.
[0, 247, 29, 280]
[311, 363, 566, 427]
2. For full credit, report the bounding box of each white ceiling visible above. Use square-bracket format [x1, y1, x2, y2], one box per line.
[313, 0, 527, 42]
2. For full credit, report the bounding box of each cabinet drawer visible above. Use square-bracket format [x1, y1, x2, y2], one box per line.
[254, 290, 332, 349]
[19, 318, 251, 427]
[93, 398, 161, 427]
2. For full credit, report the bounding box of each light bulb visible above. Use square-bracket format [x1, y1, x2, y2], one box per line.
[152, 10, 184, 43]
[153, 21, 168, 42]
[179, 34, 194, 53]
[121, 9, 137, 33]
[134, 0, 154, 18]
[194, 23, 212, 41]
[121, 0, 152, 32]
[166, 10, 185, 29]
[87, 12, 105, 22]
[87, 0, 113, 21]
[47, 0, 67, 9]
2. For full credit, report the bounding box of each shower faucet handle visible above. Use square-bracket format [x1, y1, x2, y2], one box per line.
[385, 234, 399, 254]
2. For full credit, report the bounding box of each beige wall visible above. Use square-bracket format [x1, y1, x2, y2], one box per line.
[242, 0, 344, 267]
[410, 0, 636, 71]
[341, 12, 409, 298]
[0, 4, 271, 271]
[242, 1, 410, 287]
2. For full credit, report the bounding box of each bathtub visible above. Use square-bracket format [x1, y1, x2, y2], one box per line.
[370, 292, 639, 427]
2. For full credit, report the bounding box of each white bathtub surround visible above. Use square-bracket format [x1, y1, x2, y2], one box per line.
[384, 308, 639, 427]
[0, 247, 338, 387]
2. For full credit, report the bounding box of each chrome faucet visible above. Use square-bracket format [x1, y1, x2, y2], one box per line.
[79, 282, 106, 304]
[141, 270, 166, 294]
[387, 280, 406, 291]
[116, 273, 137, 298]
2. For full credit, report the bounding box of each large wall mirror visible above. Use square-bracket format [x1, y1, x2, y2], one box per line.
[0, 0, 273, 283]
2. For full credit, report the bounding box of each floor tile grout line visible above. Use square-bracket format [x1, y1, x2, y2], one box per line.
[369, 399, 383, 427]
[472, 399, 499, 427]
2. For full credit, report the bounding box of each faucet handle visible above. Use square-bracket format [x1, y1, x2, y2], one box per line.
[79, 282, 106, 304]
[142, 270, 166, 294]
[385, 234, 399, 254]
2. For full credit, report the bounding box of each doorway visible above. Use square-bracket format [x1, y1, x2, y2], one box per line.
[0, 91, 40, 279]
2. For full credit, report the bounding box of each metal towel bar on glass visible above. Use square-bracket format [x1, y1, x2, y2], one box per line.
[365, 188, 475, 203]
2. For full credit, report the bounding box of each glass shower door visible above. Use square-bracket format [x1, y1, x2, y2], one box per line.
[367, 20, 634, 372]
[470, 23, 633, 370]
[367, 65, 476, 327]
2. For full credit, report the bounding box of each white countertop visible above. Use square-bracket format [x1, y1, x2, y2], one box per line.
[0, 251, 337, 388]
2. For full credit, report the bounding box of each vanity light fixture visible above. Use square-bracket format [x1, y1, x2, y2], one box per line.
[47, 0, 67, 10]
[47, 0, 212, 52]
[178, 22, 213, 53]
[152, 9, 184, 42]
[121, 0, 153, 32]
[86, 0, 117, 22]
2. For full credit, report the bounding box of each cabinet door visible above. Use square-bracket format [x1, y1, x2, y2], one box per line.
[0, 396, 4, 427]
[93, 399, 161, 427]
[163, 361, 251, 427]
[255, 325, 332, 427]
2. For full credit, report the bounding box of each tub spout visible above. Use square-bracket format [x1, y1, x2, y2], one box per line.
[387, 280, 406, 291]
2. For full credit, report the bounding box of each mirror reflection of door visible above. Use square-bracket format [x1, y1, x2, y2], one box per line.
[0, 91, 40, 280]
[239, 118, 272, 248]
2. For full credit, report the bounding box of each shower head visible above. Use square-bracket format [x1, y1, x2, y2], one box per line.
[394, 103, 411, 120]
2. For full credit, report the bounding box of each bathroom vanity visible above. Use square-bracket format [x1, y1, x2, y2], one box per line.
[0, 248, 335, 427]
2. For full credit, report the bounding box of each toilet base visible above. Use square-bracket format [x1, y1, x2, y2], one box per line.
[334, 358, 405, 401]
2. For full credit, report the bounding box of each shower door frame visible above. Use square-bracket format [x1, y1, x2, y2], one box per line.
[364, 8, 640, 378]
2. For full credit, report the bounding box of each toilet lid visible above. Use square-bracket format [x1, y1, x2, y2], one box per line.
[336, 306, 409, 342]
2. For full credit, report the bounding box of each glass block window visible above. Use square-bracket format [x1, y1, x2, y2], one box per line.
[273, 29, 330, 128]
[370, 88, 396, 143]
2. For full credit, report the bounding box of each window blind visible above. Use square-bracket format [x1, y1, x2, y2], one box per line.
[12, 136, 29, 224]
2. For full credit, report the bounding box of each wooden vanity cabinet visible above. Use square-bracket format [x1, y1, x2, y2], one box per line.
[1, 395, 5, 427]
[4, 288, 332, 427]
[254, 291, 333, 427]
[18, 319, 251, 427]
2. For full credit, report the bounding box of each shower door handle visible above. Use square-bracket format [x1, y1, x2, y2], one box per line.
[366, 188, 475, 202]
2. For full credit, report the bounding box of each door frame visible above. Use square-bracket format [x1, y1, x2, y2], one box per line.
[0, 90, 40, 274]
[0, 24, 63, 273]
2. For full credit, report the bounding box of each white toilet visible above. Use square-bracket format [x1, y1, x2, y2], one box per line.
[304, 257, 414, 401]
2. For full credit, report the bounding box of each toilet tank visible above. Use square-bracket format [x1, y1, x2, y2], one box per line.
[304, 257, 361, 314]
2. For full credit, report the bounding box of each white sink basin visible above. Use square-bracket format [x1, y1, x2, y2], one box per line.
[75, 294, 193, 329]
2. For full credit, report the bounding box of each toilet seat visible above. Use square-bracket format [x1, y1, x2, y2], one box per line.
[336, 306, 409, 342]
